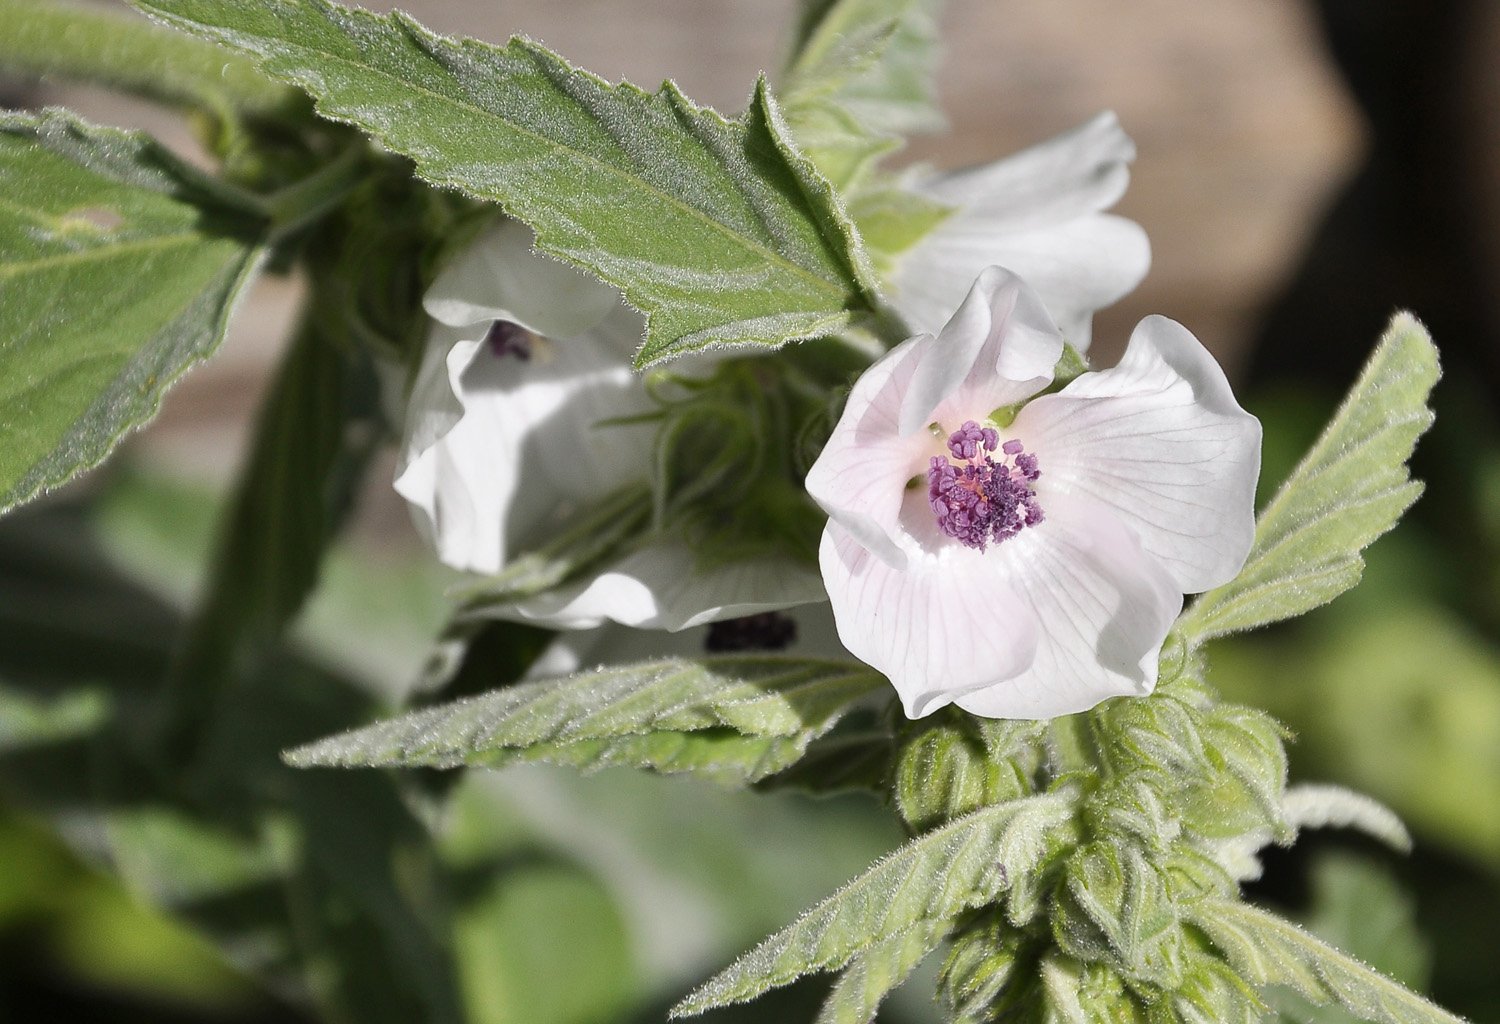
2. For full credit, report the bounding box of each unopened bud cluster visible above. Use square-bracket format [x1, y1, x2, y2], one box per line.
[892, 652, 1293, 1023]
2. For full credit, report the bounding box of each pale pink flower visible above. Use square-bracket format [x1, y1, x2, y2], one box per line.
[805, 267, 1260, 719]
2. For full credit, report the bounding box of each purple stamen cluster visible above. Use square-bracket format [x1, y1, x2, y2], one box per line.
[485, 319, 533, 361]
[927, 420, 1043, 550]
[704, 612, 798, 652]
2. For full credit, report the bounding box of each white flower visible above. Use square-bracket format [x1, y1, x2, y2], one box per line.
[395, 219, 823, 630]
[890, 112, 1150, 352]
[805, 267, 1260, 720]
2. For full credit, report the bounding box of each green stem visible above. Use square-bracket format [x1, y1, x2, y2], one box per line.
[264, 145, 369, 239]
[0, 0, 295, 120]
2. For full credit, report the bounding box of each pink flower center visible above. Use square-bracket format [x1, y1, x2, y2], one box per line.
[927, 421, 1043, 550]
[485, 319, 534, 361]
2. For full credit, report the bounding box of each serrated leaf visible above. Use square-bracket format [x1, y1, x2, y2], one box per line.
[780, 0, 944, 190]
[1189, 900, 1468, 1024]
[132, 0, 877, 366]
[672, 790, 1078, 1016]
[285, 656, 884, 779]
[0, 109, 265, 515]
[1181, 314, 1440, 642]
[814, 919, 950, 1024]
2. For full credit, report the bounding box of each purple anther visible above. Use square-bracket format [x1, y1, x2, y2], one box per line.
[926, 424, 1044, 551]
[485, 320, 533, 361]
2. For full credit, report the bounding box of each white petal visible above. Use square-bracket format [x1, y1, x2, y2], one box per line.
[394, 313, 656, 575]
[892, 112, 1150, 350]
[504, 543, 827, 631]
[1013, 316, 1261, 594]
[804, 335, 935, 568]
[913, 267, 1064, 435]
[897, 216, 1149, 352]
[954, 498, 1182, 719]
[820, 523, 1039, 719]
[919, 112, 1136, 230]
[424, 218, 623, 339]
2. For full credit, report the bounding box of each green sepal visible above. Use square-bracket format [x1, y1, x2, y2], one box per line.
[893, 710, 1042, 833]
[1052, 842, 1185, 990]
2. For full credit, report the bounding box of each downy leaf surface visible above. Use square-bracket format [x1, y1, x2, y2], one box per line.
[1190, 900, 1467, 1024]
[1181, 314, 1439, 642]
[674, 791, 1078, 1015]
[132, 0, 878, 365]
[285, 656, 886, 785]
[0, 110, 264, 515]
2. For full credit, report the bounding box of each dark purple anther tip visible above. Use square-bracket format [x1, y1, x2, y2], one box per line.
[705, 612, 798, 652]
[485, 320, 533, 361]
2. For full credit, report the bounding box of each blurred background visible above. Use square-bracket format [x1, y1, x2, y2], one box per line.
[1, 0, 1498, 1021]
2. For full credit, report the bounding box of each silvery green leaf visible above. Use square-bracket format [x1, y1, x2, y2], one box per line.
[285, 656, 885, 785]
[779, 0, 944, 189]
[0, 0, 295, 121]
[1181, 314, 1440, 643]
[814, 919, 950, 1024]
[672, 790, 1079, 1016]
[1282, 784, 1411, 853]
[0, 109, 264, 515]
[1038, 954, 1090, 1024]
[131, 0, 878, 366]
[1189, 900, 1468, 1024]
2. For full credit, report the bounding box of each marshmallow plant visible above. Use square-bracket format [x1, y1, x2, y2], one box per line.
[0, 0, 1462, 1022]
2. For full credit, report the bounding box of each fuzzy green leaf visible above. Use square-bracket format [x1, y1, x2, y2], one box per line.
[1190, 900, 1468, 1024]
[1181, 313, 1440, 642]
[672, 790, 1079, 1016]
[779, 0, 944, 190]
[131, 0, 877, 366]
[285, 656, 885, 784]
[0, 109, 264, 515]
[815, 920, 951, 1024]
[1282, 784, 1411, 853]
